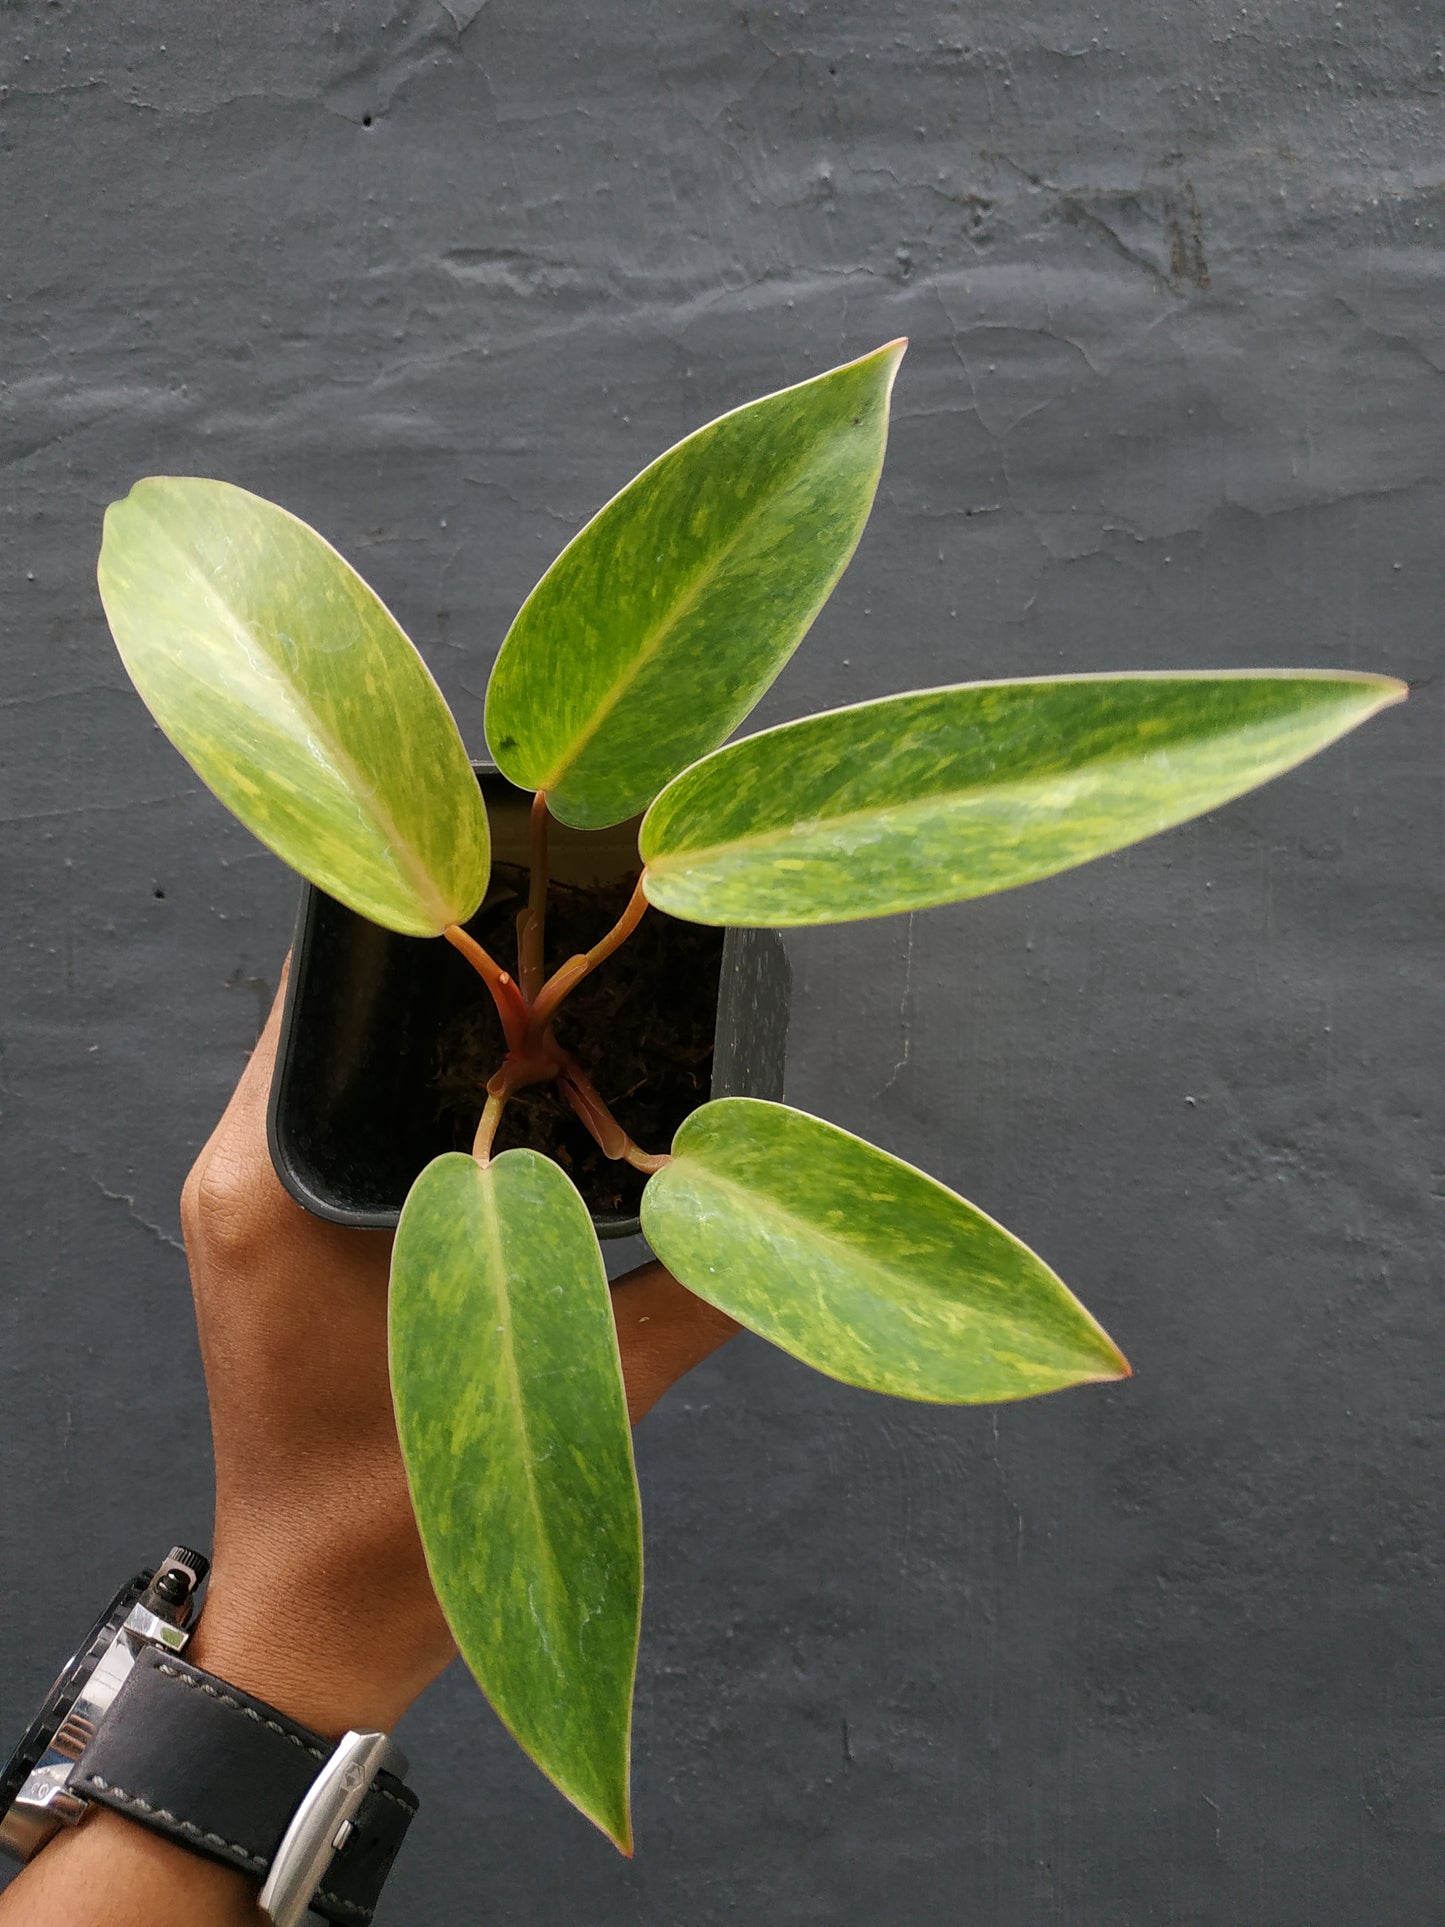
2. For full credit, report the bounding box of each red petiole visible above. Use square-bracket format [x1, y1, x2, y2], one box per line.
[526, 874, 650, 1041]
[443, 923, 530, 1054]
[515, 787, 550, 1003]
[557, 1056, 671, 1175]
[448, 793, 670, 1174]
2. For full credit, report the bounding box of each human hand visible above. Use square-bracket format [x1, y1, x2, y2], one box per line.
[0, 971, 738, 1926]
[181, 967, 739, 1737]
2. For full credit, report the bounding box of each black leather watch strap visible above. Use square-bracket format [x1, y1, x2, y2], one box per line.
[70, 1648, 417, 1924]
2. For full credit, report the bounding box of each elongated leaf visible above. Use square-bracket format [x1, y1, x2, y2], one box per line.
[485, 341, 906, 830]
[99, 477, 489, 936]
[640, 671, 1405, 925]
[389, 1150, 640, 1850]
[642, 1100, 1127, 1403]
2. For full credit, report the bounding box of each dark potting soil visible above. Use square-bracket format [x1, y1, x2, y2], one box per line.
[434, 864, 725, 1217]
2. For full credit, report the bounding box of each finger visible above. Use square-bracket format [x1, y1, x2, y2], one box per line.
[215, 955, 291, 1149]
[183, 954, 360, 1310]
[185, 959, 296, 1234]
[610, 1261, 740, 1425]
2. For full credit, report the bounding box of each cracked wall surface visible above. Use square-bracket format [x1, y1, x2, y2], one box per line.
[1, 1, 1440, 1920]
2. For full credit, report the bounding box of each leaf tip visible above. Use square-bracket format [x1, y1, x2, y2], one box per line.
[585, 1786, 634, 1857]
[1321, 669, 1409, 718]
[1095, 1332, 1132, 1382]
[97, 480, 151, 576]
[1376, 673, 1410, 709]
[871, 336, 909, 388]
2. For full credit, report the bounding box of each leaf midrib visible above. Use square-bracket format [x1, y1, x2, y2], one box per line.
[665, 1155, 1089, 1364]
[479, 1168, 568, 1618]
[646, 717, 1316, 877]
[537, 420, 862, 794]
[143, 505, 456, 929]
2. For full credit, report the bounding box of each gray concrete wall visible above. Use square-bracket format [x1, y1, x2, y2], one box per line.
[2, 3, 1439, 1919]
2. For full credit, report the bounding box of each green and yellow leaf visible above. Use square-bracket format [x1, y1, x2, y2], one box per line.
[641, 1099, 1128, 1403]
[640, 671, 1405, 926]
[485, 341, 906, 829]
[389, 1151, 640, 1851]
[99, 477, 489, 935]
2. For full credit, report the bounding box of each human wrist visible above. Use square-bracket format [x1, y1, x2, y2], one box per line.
[0, 1538, 428, 1927]
[186, 1537, 454, 1738]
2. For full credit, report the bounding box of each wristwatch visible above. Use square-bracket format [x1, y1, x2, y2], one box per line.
[0, 1547, 418, 1925]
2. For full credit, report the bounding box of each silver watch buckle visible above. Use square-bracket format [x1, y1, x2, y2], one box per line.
[257, 1729, 408, 1927]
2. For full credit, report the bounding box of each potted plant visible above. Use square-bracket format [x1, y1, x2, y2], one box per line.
[95, 340, 1403, 1853]
[264, 766, 792, 1242]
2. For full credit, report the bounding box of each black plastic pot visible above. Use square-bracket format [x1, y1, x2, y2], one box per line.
[267, 769, 790, 1240]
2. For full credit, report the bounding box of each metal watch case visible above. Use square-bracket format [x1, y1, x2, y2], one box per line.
[0, 1547, 208, 1863]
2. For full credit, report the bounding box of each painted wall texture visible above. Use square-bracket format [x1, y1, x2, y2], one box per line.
[2, 3, 1440, 1920]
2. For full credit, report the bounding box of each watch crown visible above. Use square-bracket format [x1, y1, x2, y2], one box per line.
[151, 1547, 210, 1608]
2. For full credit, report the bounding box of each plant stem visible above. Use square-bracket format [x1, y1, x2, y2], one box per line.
[453, 850, 663, 1176]
[528, 872, 651, 1038]
[473, 1091, 507, 1164]
[621, 1141, 673, 1176]
[583, 870, 650, 974]
[515, 906, 537, 999]
[518, 791, 550, 1001]
[559, 1057, 671, 1174]
[444, 923, 530, 1055]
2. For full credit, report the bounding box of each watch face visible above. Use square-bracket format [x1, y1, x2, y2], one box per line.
[0, 1572, 151, 1825]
